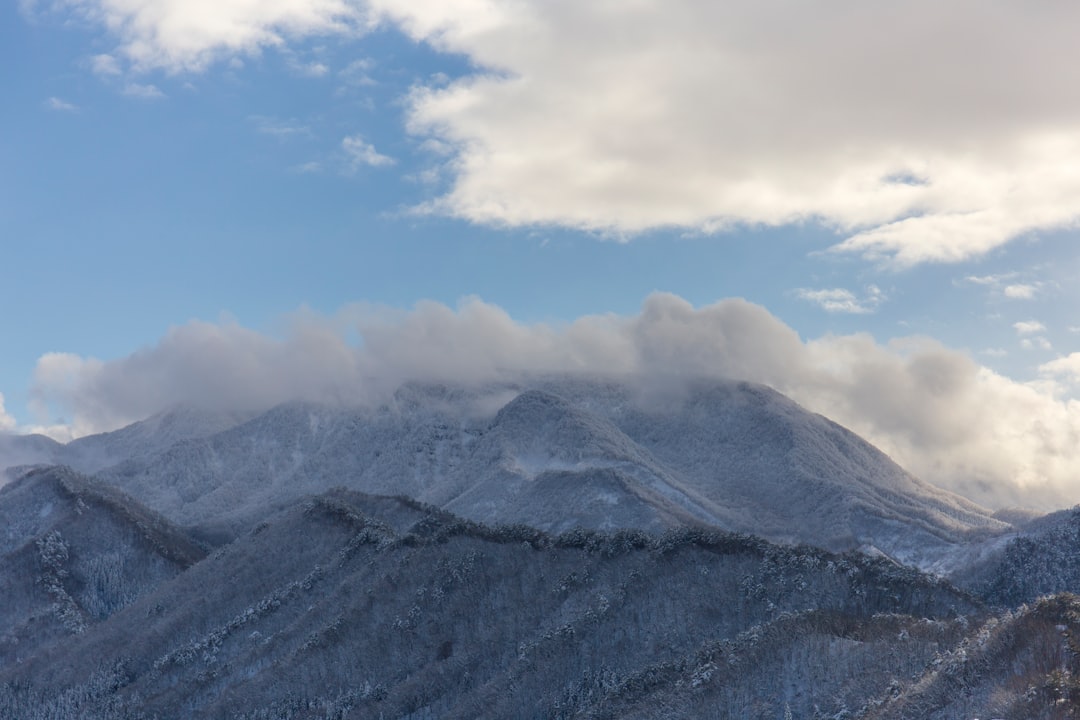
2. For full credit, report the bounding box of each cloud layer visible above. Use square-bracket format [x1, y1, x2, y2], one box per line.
[27, 295, 1080, 511]
[382, 0, 1080, 263]
[50, 0, 1080, 264]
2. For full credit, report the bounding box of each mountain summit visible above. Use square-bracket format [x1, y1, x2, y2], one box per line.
[40, 377, 1006, 567]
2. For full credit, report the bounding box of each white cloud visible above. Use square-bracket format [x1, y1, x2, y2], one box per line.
[251, 115, 312, 139]
[45, 96, 78, 112]
[59, 0, 367, 72]
[338, 57, 376, 87]
[964, 274, 1013, 286]
[291, 60, 330, 77]
[1021, 337, 1053, 352]
[292, 160, 323, 174]
[366, 0, 1080, 264]
[27, 294, 1080, 510]
[1003, 283, 1038, 300]
[122, 82, 165, 99]
[55, 1, 1080, 263]
[1014, 320, 1047, 335]
[90, 52, 122, 76]
[796, 286, 884, 314]
[961, 274, 1044, 302]
[1041, 353, 1080, 386]
[0, 394, 15, 433]
[342, 134, 394, 169]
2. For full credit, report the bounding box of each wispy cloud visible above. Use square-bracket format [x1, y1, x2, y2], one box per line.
[795, 286, 885, 314]
[44, 96, 78, 112]
[960, 273, 1043, 301]
[90, 53, 122, 76]
[292, 161, 323, 174]
[122, 82, 165, 99]
[1021, 337, 1053, 351]
[1003, 283, 1039, 300]
[250, 115, 313, 140]
[338, 58, 376, 88]
[1014, 320, 1051, 351]
[342, 135, 395, 170]
[1014, 320, 1047, 335]
[964, 273, 1017, 286]
[290, 60, 330, 78]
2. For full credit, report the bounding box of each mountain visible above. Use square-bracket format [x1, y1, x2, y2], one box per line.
[0, 488, 986, 719]
[861, 593, 1080, 720]
[59, 406, 249, 473]
[0, 407, 246, 485]
[953, 506, 1080, 607]
[0, 379, 1073, 718]
[0, 466, 205, 666]
[0, 433, 63, 478]
[90, 378, 1008, 567]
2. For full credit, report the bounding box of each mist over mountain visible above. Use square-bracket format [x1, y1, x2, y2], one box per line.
[29, 295, 1080, 511]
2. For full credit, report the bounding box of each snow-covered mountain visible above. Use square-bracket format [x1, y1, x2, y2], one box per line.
[61, 406, 250, 473]
[0, 488, 986, 719]
[74, 377, 1008, 566]
[2, 378, 1077, 719]
[3, 485, 1075, 720]
[0, 433, 63, 478]
[953, 505, 1080, 607]
[0, 406, 247, 484]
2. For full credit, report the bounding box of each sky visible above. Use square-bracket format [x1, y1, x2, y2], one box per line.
[4, 0, 1080, 510]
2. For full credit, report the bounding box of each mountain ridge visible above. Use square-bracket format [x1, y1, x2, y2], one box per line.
[2, 377, 1010, 568]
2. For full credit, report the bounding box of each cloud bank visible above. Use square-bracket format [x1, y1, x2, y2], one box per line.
[26, 295, 1080, 511]
[48, 0, 1080, 264]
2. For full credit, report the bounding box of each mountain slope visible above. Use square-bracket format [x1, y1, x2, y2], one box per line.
[60, 406, 248, 473]
[861, 593, 1080, 720]
[0, 466, 206, 666]
[0, 433, 63, 479]
[596, 380, 1007, 564]
[955, 506, 1080, 607]
[0, 489, 984, 719]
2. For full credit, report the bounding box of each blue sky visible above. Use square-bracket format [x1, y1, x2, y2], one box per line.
[4, 1, 1080, 507]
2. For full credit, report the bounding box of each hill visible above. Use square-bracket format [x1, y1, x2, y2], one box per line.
[0, 466, 205, 666]
[0, 488, 985, 719]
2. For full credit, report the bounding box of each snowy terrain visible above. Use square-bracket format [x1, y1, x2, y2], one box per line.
[4, 376, 1079, 718]
[18, 377, 1008, 568]
[0, 482, 1076, 719]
